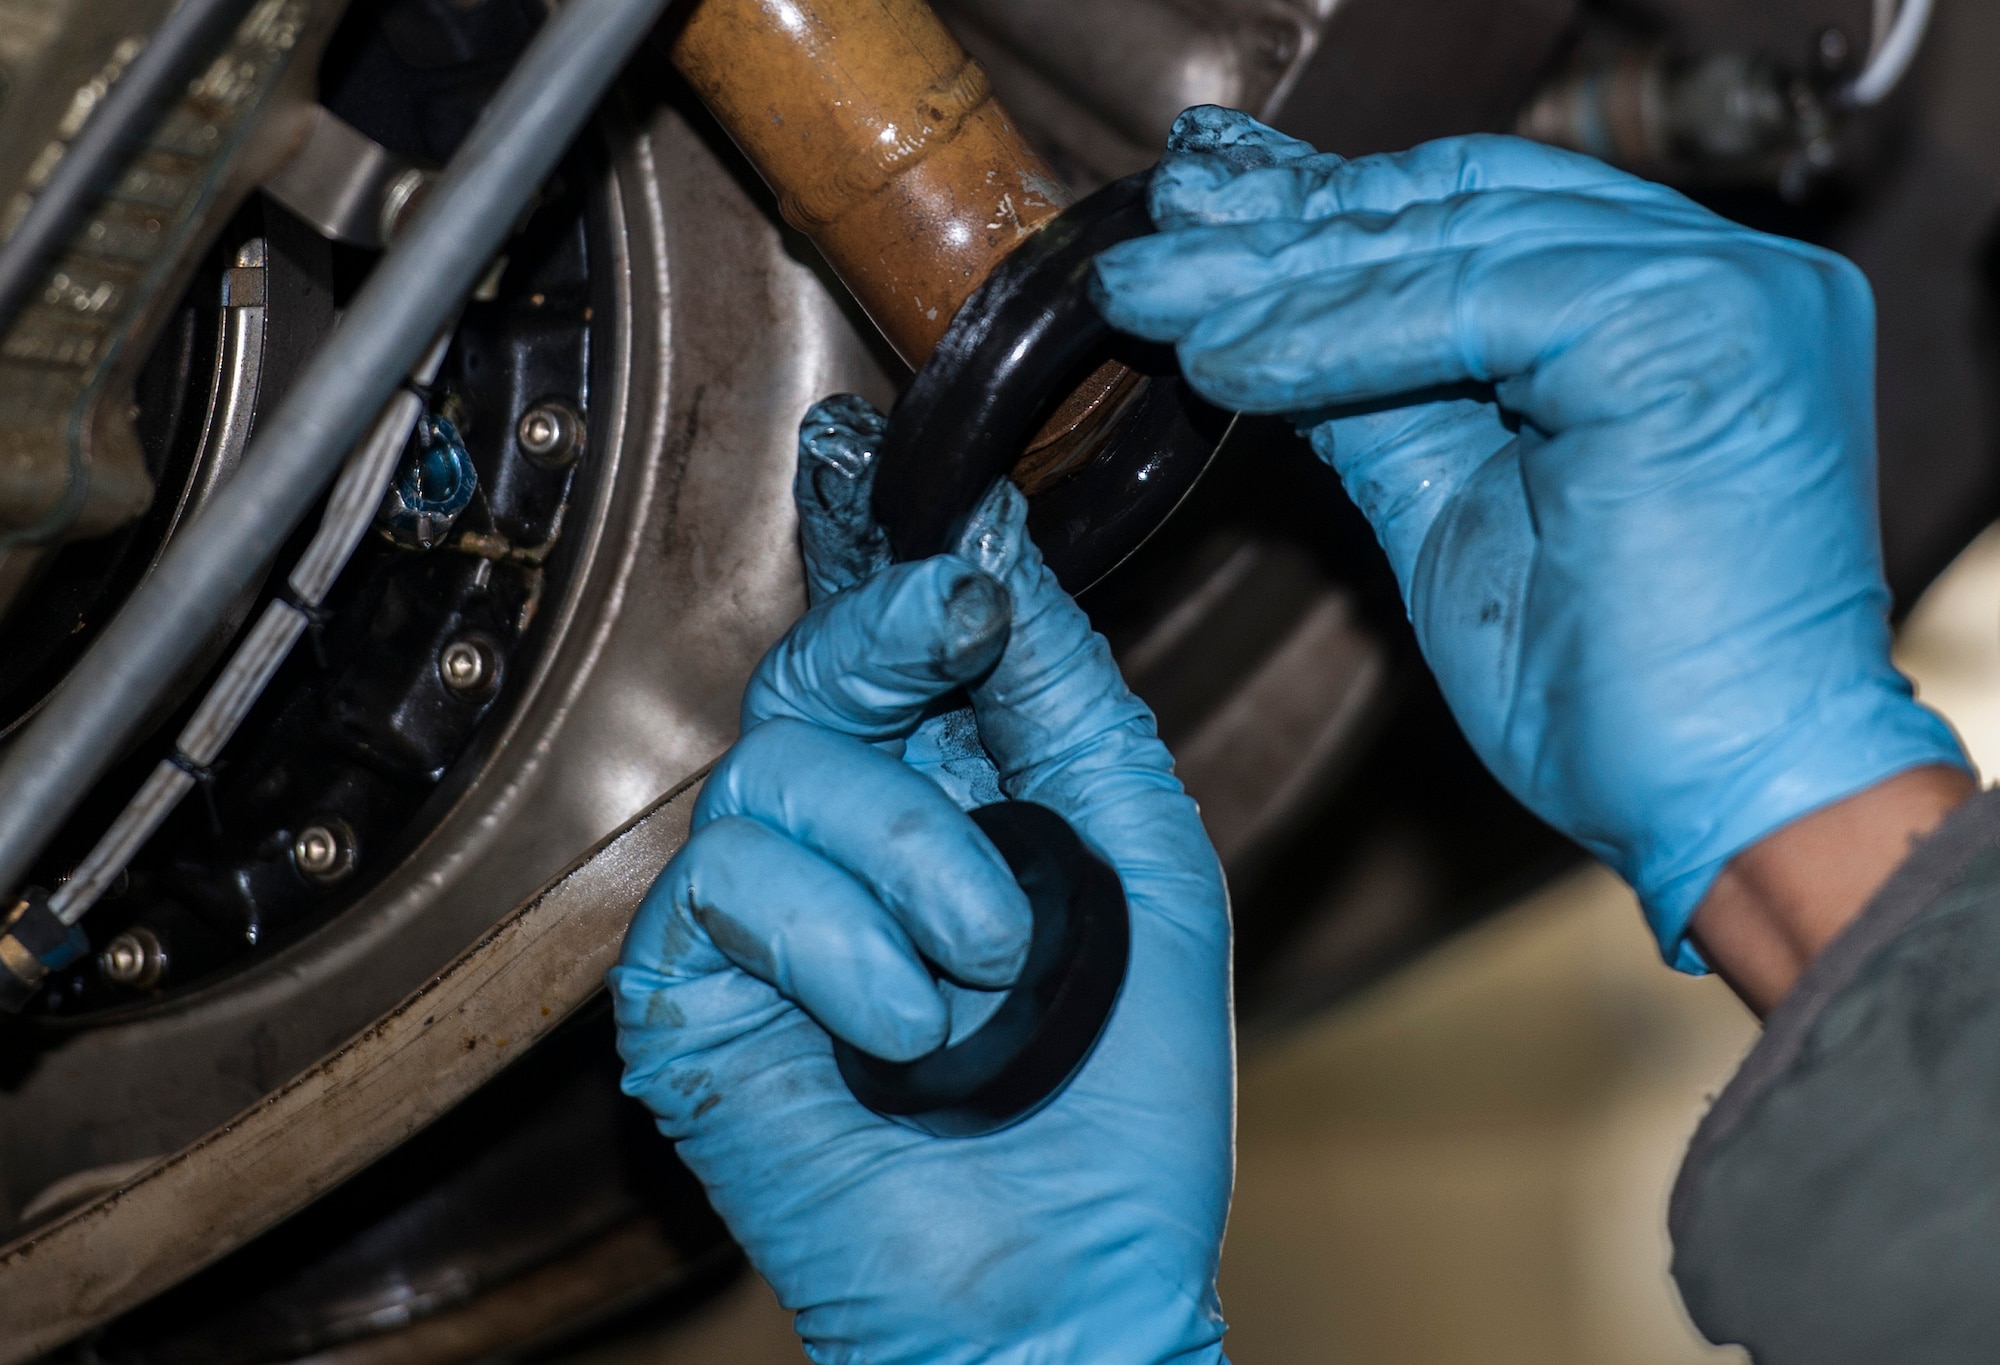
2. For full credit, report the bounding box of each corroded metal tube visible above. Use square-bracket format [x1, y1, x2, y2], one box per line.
[671, 0, 1074, 366]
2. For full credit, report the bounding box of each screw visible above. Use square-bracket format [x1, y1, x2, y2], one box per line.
[438, 636, 496, 692]
[293, 820, 356, 885]
[99, 927, 166, 990]
[516, 401, 582, 467]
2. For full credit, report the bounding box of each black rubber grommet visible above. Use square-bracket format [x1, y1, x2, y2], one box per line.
[842, 179, 1210, 1134]
[832, 801, 1129, 1138]
[872, 168, 1232, 592]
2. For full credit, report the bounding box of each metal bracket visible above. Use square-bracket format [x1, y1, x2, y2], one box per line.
[263, 105, 435, 249]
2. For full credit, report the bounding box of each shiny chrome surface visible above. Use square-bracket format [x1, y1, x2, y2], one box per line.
[178, 237, 268, 537]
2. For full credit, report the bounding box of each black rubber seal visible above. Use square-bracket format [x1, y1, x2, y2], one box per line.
[833, 801, 1129, 1138]
[872, 168, 1232, 592]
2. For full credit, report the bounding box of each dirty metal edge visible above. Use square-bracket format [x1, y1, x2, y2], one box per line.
[0, 767, 707, 1361]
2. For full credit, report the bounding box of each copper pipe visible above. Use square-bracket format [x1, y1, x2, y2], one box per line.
[670, 0, 1074, 367]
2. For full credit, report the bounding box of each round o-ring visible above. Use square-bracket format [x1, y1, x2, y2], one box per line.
[872, 169, 1232, 592]
[832, 800, 1129, 1137]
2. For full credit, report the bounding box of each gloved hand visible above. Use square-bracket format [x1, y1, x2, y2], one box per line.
[611, 396, 1233, 1364]
[1092, 107, 1967, 969]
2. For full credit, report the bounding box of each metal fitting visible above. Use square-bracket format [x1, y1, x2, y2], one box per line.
[516, 400, 583, 467]
[378, 412, 478, 551]
[438, 636, 498, 693]
[99, 926, 168, 990]
[0, 888, 89, 1012]
[379, 166, 434, 247]
[292, 819, 358, 886]
[263, 106, 438, 250]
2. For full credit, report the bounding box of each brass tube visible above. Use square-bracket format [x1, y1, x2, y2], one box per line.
[670, 0, 1075, 367]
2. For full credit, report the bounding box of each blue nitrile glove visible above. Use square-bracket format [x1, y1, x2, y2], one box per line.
[1092, 107, 1968, 971]
[611, 396, 1233, 1364]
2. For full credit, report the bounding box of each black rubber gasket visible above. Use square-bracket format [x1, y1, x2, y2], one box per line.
[872, 168, 1232, 592]
[833, 801, 1129, 1138]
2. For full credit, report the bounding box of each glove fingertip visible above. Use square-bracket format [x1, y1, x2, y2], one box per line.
[1151, 110, 1338, 230]
[1088, 246, 1190, 342]
[951, 479, 1033, 584]
[796, 393, 894, 601]
[935, 559, 1012, 681]
[866, 987, 952, 1063]
[1164, 105, 1314, 162]
[799, 394, 887, 466]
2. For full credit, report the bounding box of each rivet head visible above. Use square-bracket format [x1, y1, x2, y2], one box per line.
[292, 820, 357, 885]
[439, 637, 496, 692]
[99, 927, 167, 990]
[516, 401, 582, 467]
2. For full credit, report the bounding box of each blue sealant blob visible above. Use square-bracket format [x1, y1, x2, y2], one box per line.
[398, 414, 477, 518]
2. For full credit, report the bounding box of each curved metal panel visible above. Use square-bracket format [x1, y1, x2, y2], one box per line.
[0, 96, 893, 1233]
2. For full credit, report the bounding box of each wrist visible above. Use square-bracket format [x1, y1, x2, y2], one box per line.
[1625, 674, 1969, 973]
[1689, 763, 1975, 1014]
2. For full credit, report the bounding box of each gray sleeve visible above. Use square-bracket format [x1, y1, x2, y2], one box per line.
[1670, 786, 2000, 1363]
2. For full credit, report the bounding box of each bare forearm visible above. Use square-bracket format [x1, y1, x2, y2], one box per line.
[1689, 764, 1976, 1014]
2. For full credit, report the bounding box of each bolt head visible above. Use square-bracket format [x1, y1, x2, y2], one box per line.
[292, 821, 356, 885]
[99, 927, 166, 990]
[519, 410, 559, 450]
[516, 401, 581, 467]
[439, 637, 495, 692]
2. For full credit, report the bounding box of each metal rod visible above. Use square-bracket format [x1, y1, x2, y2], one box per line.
[0, 0, 261, 338]
[0, 0, 673, 899]
[46, 335, 442, 927]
